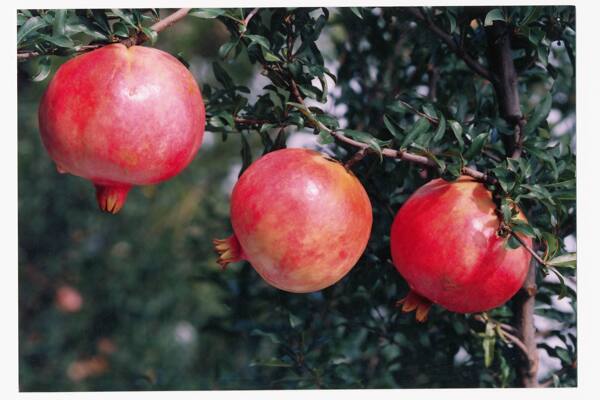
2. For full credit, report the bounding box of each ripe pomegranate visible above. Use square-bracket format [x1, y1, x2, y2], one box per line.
[390, 176, 531, 321]
[38, 44, 205, 213]
[214, 148, 373, 293]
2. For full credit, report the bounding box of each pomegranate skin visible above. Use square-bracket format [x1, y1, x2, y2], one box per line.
[215, 148, 373, 293]
[390, 176, 532, 314]
[38, 44, 205, 213]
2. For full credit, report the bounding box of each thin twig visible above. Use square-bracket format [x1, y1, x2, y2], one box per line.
[17, 8, 191, 60]
[510, 230, 546, 267]
[396, 99, 439, 125]
[243, 8, 260, 26]
[407, 7, 493, 82]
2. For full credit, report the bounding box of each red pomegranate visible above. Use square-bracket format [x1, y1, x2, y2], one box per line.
[214, 148, 373, 293]
[390, 176, 531, 321]
[38, 44, 205, 213]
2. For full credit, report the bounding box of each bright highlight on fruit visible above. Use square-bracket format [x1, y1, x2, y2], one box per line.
[38, 44, 206, 213]
[214, 148, 373, 293]
[390, 176, 532, 321]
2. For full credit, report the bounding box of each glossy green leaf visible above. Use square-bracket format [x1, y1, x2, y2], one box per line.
[52, 9, 67, 37]
[141, 27, 158, 45]
[31, 56, 52, 82]
[463, 132, 488, 160]
[246, 34, 271, 49]
[40, 34, 74, 48]
[342, 129, 382, 159]
[111, 9, 136, 27]
[350, 7, 363, 19]
[547, 253, 576, 269]
[189, 8, 227, 19]
[383, 115, 404, 142]
[402, 118, 430, 148]
[523, 93, 552, 136]
[17, 16, 47, 45]
[483, 321, 496, 367]
[433, 114, 446, 142]
[212, 62, 235, 90]
[239, 133, 253, 177]
[448, 120, 464, 148]
[484, 8, 505, 26]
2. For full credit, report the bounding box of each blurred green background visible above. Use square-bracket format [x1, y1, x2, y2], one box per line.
[18, 14, 273, 390]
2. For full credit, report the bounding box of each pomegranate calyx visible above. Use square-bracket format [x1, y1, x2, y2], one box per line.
[396, 290, 433, 323]
[213, 235, 244, 270]
[94, 184, 131, 214]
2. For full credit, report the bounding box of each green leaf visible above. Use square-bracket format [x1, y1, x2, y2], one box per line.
[64, 16, 108, 40]
[510, 220, 536, 238]
[433, 114, 446, 142]
[523, 93, 552, 136]
[189, 8, 226, 19]
[500, 198, 513, 223]
[547, 253, 576, 269]
[350, 7, 363, 19]
[383, 115, 404, 142]
[40, 34, 74, 48]
[31, 56, 52, 82]
[422, 104, 437, 119]
[261, 48, 281, 62]
[318, 130, 334, 145]
[239, 133, 253, 177]
[555, 347, 572, 365]
[111, 9, 136, 28]
[342, 129, 382, 159]
[141, 27, 158, 45]
[538, 46, 549, 66]
[519, 7, 542, 26]
[52, 9, 67, 37]
[91, 10, 111, 34]
[484, 8, 505, 26]
[402, 118, 430, 148]
[17, 16, 47, 45]
[249, 358, 293, 368]
[250, 329, 281, 344]
[542, 232, 560, 260]
[112, 22, 130, 38]
[219, 39, 238, 59]
[289, 313, 302, 328]
[483, 321, 496, 367]
[212, 62, 234, 90]
[272, 129, 288, 151]
[245, 34, 271, 49]
[506, 235, 522, 249]
[549, 267, 568, 299]
[446, 11, 457, 33]
[314, 114, 339, 130]
[448, 120, 464, 148]
[463, 132, 488, 160]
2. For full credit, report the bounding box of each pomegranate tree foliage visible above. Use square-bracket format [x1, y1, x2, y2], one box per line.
[18, 7, 575, 389]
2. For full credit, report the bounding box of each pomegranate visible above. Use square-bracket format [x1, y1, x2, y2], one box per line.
[38, 44, 205, 213]
[214, 148, 373, 293]
[390, 176, 531, 321]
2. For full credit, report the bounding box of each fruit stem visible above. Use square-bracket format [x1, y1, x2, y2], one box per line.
[94, 184, 131, 214]
[396, 290, 433, 323]
[213, 235, 244, 270]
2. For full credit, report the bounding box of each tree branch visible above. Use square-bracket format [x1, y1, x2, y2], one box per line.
[483, 19, 538, 387]
[288, 79, 493, 183]
[17, 8, 192, 60]
[407, 7, 493, 82]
